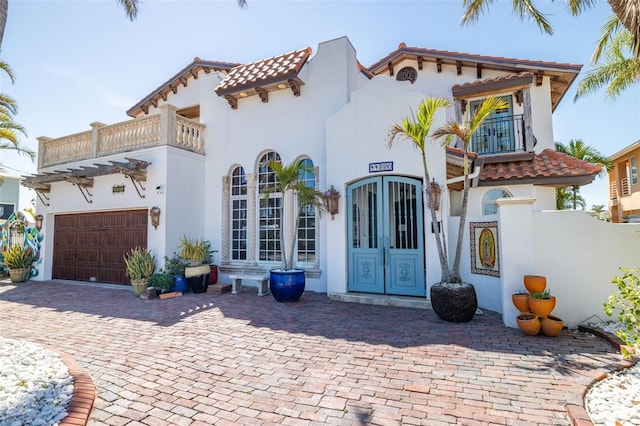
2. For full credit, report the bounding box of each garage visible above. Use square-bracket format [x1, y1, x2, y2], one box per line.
[52, 210, 148, 284]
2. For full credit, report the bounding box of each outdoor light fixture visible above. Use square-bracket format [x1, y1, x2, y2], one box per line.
[429, 180, 442, 211]
[323, 185, 341, 220]
[35, 214, 43, 231]
[149, 206, 161, 230]
[277, 83, 288, 89]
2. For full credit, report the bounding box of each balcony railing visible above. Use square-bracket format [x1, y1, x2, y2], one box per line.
[471, 114, 526, 155]
[37, 105, 205, 169]
[621, 177, 631, 197]
[611, 181, 618, 199]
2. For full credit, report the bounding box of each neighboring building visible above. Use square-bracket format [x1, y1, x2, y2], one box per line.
[22, 37, 602, 317]
[608, 140, 640, 223]
[0, 174, 20, 225]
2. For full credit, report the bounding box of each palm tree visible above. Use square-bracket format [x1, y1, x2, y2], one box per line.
[555, 139, 612, 209]
[575, 27, 639, 100]
[589, 204, 607, 219]
[263, 159, 325, 271]
[0, 60, 33, 184]
[461, 0, 640, 60]
[431, 96, 508, 283]
[556, 187, 586, 210]
[387, 97, 452, 283]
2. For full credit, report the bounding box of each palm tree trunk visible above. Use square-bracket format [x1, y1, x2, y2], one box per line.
[451, 158, 470, 283]
[0, 0, 8, 52]
[572, 185, 578, 210]
[421, 151, 451, 283]
[607, 0, 640, 57]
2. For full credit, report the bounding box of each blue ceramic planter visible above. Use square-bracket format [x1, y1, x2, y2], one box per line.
[172, 275, 189, 293]
[269, 269, 305, 302]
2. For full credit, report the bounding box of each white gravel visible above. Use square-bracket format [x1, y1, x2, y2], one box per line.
[585, 322, 640, 426]
[0, 337, 73, 426]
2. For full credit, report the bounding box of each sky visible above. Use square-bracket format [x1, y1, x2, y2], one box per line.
[2, 0, 639, 209]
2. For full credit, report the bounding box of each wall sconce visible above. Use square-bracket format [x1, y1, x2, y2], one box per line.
[35, 214, 43, 231]
[323, 185, 341, 220]
[429, 180, 442, 211]
[149, 207, 161, 230]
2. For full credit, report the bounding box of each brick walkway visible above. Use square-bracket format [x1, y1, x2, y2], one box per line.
[0, 280, 629, 425]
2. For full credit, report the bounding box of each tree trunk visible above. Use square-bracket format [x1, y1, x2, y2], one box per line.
[607, 0, 640, 57]
[572, 185, 578, 210]
[451, 155, 470, 283]
[0, 0, 8, 53]
[421, 151, 451, 283]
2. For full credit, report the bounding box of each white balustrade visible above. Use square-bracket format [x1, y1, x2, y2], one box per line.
[39, 106, 205, 168]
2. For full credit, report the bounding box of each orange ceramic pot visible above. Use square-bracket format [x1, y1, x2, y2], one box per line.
[540, 315, 564, 337]
[528, 296, 556, 318]
[512, 294, 530, 313]
[523, 275, 546, 293]
[516, 314, 540, 336]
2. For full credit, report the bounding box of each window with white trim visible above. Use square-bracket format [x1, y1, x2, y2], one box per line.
[297, 158, 316, 263]
[631, 156, 638, 185]
[230, 166, 247, 260]
[258, 152, 282, 262]
[482, 189, 512, 215]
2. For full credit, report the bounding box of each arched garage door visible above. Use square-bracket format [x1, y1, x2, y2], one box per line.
[53, 210, 148, 284]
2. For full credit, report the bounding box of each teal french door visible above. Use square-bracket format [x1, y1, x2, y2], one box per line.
[347, 176, 425, 296]
[471, 95, 514, 154]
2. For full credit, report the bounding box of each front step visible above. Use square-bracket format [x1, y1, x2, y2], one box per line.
[329, 292, 432, 310]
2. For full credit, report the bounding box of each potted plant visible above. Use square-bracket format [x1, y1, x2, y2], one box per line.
[264, 158, 326, 302]
[164, 253, 188, 292]
[149, 271, 174, 294]
[204, 240, 219, 285]
[2, 245, 34, 283]
[179, 235, 208, 266]
[528, 289, 556, 318]
[512, 290, 530, 314]
[388, 96, 508, 322]
[124, 247, 156, 296]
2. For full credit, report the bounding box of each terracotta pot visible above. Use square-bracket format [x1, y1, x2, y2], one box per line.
[528, 296, 556, 318]
[512, 294, 530, 313]
[516, 314, 540, 336]
[540, 315, 564, 337]
[523, 275, 546, 293]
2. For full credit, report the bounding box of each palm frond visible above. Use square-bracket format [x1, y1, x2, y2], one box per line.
[0, 60, 15, 83]
[567, 0, 595, 16]
[513, 0, 553, 35]
[592, 14, 623, 63]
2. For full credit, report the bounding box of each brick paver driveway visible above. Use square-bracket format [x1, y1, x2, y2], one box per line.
[0, 280, 627, 425]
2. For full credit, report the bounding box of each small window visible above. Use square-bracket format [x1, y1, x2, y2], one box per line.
[631, 156, 638, 185]
[482, 189, 512, 215]
[396, 67, 417, 84]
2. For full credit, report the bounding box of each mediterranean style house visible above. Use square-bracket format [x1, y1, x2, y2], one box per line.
[18, 37, 606, 324]
[608, 140, 640, 223]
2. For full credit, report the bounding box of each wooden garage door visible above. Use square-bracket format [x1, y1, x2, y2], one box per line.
[53, 210, 148, 284]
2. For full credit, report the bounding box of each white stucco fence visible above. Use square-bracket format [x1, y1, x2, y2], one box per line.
[498, 197, 640, 328]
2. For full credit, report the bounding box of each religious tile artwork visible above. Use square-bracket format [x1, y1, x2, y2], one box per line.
[470, 221, 500, 277]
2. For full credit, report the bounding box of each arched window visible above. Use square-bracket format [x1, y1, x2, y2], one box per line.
[258, 152, 282, 262]
[297, 158, 316, 263]
[230, 166, 247, 260]
[482, 188, 512, 215]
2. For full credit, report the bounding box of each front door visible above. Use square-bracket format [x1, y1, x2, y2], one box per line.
[347, 176, 425, 296]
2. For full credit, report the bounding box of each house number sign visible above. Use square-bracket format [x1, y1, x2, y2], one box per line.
[369, 161, 394, 173]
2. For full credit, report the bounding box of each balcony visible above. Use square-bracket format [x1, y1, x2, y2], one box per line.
[471, 114, 526, 155]
[621, 177, 631, 197]
[37, 105, 205, 169]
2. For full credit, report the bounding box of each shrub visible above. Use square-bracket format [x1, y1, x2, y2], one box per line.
[604, 268, 640, 358]
[149, 272, 174, 293]
[124, 247, 156, 281]
[2, 245, 34, 269]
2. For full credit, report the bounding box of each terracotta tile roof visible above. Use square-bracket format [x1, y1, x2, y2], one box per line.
[480, 149, 603, 187]
[127, 58, 239, 117]
[215, 47, 312, 96]
[368, 44, 582, 74]
[452, 72, 534, 97]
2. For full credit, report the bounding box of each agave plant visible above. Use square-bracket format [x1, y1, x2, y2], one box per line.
[124, 247, 156, 281]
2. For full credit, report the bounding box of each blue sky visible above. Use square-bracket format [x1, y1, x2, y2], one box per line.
[3, 0, 639, 209]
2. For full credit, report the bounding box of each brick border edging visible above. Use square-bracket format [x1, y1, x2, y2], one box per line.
[567, 326, 639, 426]
[52, 349, 96, 426]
